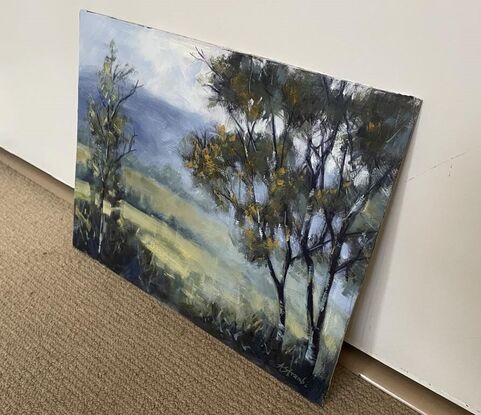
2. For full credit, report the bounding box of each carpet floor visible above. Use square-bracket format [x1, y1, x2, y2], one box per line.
[0, 161, 417, 415]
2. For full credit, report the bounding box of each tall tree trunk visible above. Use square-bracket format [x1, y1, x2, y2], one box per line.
[97, 182, 107, 257]
[265, 254, 287, 345]
[300, 188, 316, 358]
[310, 234, 343, 366]
[302, 122, 341, 357]
[274, 279, 286, 342]
[311, 266, 336, 363]
[304, 253, 316, 361]
[306, 255, 315, 333]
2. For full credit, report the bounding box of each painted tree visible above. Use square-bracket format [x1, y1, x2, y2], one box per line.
[183, 50, 419, 363]
[184, 52, 305, 344]
[298, 88, 420, 364]
[87, 40, 140, 256]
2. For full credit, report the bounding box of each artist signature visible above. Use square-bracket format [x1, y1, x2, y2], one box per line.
[276, 363, 309, 388]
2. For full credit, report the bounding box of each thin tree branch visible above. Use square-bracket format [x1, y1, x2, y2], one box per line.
[112, 80, 141, 119]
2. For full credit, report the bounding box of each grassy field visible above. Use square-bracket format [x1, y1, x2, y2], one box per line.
[74, 174, 278, 320]
[122, 168, 232, 247]
[76, 143, 90, 165]
[73, 143, 316, 339]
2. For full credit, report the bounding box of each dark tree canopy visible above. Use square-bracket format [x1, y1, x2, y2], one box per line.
[183, 49, 419, 367]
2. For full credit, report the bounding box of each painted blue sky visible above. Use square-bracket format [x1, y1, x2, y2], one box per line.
[79, 11, 225, 121]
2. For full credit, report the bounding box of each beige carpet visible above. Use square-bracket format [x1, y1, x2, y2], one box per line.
[0, 161, 416, 415]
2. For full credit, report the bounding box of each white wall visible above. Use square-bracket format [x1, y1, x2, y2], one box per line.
[1, 1, 480, 412]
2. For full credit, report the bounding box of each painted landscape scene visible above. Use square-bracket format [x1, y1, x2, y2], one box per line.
[73, 11, 421, 403]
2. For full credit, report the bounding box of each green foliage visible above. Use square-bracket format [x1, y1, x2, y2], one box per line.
[88, 40, 139, 201]
[85, 40, 140, 255]
[184, 49, 420, 357]
[73, 198, 101, 253]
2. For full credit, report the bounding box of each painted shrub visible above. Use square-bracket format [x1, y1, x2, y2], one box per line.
[73, 10, 421, 403]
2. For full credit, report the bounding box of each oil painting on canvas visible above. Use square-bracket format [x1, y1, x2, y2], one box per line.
[73, 10, 421, 403]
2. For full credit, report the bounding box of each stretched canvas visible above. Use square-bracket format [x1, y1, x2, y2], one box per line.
[73, 10, 421, 404]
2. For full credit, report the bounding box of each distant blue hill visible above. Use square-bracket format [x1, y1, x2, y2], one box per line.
[77, 68, 207, 169]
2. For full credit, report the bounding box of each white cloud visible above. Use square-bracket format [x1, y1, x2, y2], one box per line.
[80, 11, 226, 122]
[133, 28, 220, 118]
